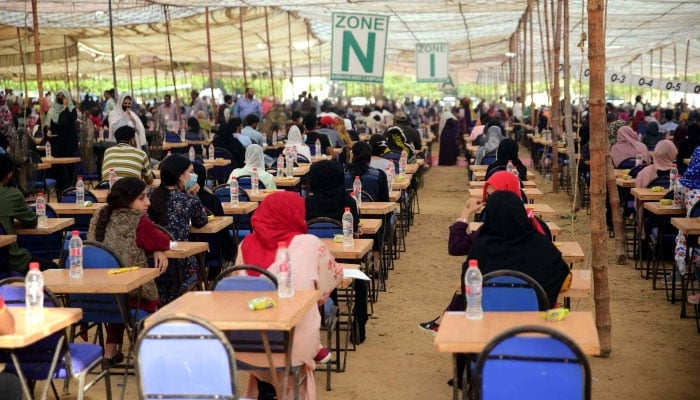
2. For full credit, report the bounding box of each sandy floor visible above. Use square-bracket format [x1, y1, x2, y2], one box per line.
[56, 145, 699, 400]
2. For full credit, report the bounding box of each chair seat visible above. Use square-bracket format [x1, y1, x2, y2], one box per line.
[4, 343, 103, 379]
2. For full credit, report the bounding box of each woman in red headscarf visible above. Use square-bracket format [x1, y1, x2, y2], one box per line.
[236, 191, 342, 400]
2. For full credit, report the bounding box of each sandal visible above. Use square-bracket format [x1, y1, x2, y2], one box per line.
[688, 294, 700, 305]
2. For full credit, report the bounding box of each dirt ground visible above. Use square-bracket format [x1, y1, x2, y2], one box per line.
[65, 144, 699, 400]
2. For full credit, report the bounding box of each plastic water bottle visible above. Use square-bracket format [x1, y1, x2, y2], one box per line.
[25, 262, 44, 322]
[465, 259, 483, 320]
[277, 154, 285, 177]
[272, 130, 278, 145]
[189, 146, 195, 162]
[315, 138, 321, 157]
[286, 149, 294, 178]
[69, 230, 83, 279]
[75, 176, 85, 206]
[635, 153, 642, 167]
[108, 168, 117, 188]
[275, 242, 294, 298]
[342, 207, 354, 247]
[506, 160, 514, 174]
[353, 176, 362, 207]
[208, 143, 215, 161]
[670, 163, 678, 182]
[384, 165, 394, 193]
[45, 141, 52, 158]
[251, 167, 260, 195]
[230, 177, 239, 206]
[399, 150, 407, 177]
[36, 192, 47, 228]
[167, 150, 172, 158]
[673, 177, 682, 206]
[180, 126, 186, 142]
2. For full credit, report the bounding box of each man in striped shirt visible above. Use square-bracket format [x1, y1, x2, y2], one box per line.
[101, 126, 154, 184]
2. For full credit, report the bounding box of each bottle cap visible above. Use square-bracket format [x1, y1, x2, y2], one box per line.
[29, 262, 40, 270]
[344, 207, 350, 211]
[355, 176, 360, 179]
[468, 259, 478, 268]
[37, 192, 43, 197]
[252, 167, 258, 171]
[77, 176, 83, 181]
[72, 230, 80, 236]
[277, 241, 287, 248]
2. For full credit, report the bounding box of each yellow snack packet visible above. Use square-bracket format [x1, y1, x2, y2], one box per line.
[542, 308, 570, 322]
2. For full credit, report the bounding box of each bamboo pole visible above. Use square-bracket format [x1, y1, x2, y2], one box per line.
[587, 0, 613, 358]
[658, 48, 663, 106]
[537, 1, 550, 105]
[529, 4, 535, 127]
[163, 6, 180, 111]
[63, 36, 72, 98]
[683, 39, 690, 104]
[127, 55, 134, 95]
[238, 8, 249, 89]
[550, 0, 562, 192]
[153, 61, 159, 98]
[108, 0, 117, 93]
[205, 6, 217, 116]
[16, 28, 28, 107]
[307, 24, 312, 80]
[76, 45, 80, 100]
[521, 10, 527, 113]
[31, 0, 45, 125]
[543, 0, 552, 102]
[264, 7, 276, 100]
[562, 0, 580, 209]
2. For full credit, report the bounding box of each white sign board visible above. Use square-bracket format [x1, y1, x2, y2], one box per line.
[415, 43, 449, 83]
[331, 12, 390, 83]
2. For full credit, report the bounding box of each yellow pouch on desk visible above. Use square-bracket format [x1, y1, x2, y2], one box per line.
[128, 279, 159, 302]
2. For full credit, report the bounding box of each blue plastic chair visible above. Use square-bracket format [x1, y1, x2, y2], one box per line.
[475, 325, 591, 400]
[58, 187, 99, 234]
[213, 183, 256, 242]
[18, 204, 64, 260]
[135, 314, 239, 400]
[307, 217, 343, 239]
[211, 147, 234, 185]
[481, 270, 550, 312]
[0, 277, 112, 400]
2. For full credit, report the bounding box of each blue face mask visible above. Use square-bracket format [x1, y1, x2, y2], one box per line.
[184, 172, 198, 190]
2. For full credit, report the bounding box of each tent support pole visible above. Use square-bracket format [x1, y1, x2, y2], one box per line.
[239, 8, 248, 89]
[550, 0, 562, 192]
[307, 24, 312, 80]
[205, 6, 217, 115]
[16, 28, 29, 106]
[108, 0, 117, 93]
[658, 48, 663, 106]
[153, 61, 159, 98]
[63, 36, 72, 98]
[264, 7, 276, 99]
[683, 39, 690, 103]
[163, 6, 180, 113]
[287, 12, 295, 99]
[529, 3, 535, 129]
[127, 55, 134, 95]
[31, 0, 45, 124]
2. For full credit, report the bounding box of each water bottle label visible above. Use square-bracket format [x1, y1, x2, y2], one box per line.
[465, 284, 481, 295]
[279, 262, 289, 273]
[71, 247, 81, 257]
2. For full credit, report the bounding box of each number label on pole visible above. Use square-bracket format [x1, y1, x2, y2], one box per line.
[331, 12, 390, 83]
[416, 43, 449, 83]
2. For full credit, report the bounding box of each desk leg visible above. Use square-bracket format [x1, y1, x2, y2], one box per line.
[451, 353, 458, 400]
[260, 331, 282, 399]
[11, 333, 66, 400]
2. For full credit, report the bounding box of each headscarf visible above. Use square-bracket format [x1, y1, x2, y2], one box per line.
[306, 160, 356, 222]
[467, 191, 570, 308]
[386, 125, 414, 157]
[607, 119, 627, 146]
[369, 133, 389, 156]
[243, 144, 265, 170]
[672, 124, 687, 151]
[642, 120, 662, 149]
[438, 108, 456, 137]
[680, 146, 700, 190]
[635, 140, 677, 189]
[108, 93, 147, 148]
[482, 171, 544, 235]
[485, 138, 527, 180]
[474, 126, 504, 165]
[287, 125, 304, 145]
[611, 126, 650, 167]
[241, 191, 307, 272]
[44, 89, 74, 127]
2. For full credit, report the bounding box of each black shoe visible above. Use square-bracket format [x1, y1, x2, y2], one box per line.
[105, 351, 124, 367]
[418, 317, 440, 335]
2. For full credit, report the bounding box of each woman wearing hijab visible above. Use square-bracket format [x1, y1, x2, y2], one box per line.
[642, 120, 663, 151]
[108, 93, 148, 151]
[386, 124, 415, 158]
[0, 93, 14, 143]
[611, 126, 651, 167]
[368, 133, 395, 173]
[467, 190, 570, 307]
[285, 124, 312, 161]
[474, 126, 504, 165]
[305, 160, 359, 231]
[676, 123, 699, 175]
[185, 116, 203, 141]
[438, 107, 460, 166]
[227, 144, 276, 190]
[632, 110, 647, 135]
[344, 141, 389, 202]
[212, 118, 245, 169]
[484, 138, 528, 180]
[674, 146, 700, 304]
[236, 191, 343, 400]
[635, 140, 677, 241]
[45, 89, 78, 191]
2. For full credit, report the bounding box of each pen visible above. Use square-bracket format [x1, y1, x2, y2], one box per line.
[108, 266, 139, 274]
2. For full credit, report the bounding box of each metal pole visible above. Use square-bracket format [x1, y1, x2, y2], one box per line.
[264, 7, 276, 99]
[239, 8, 249, 89]
[108, 0, 118, 93]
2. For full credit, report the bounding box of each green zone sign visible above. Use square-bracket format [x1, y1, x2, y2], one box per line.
[416, 43, 449, 83]
[331, 12, 390, 83]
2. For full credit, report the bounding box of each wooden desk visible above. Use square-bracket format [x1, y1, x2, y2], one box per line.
[671, 217, 700, 236]
[359, 218, 382, 235]
[631, 187, 670, 201]
[244, 189, 285, 202]
[203, 158, 231, 168]
[564, 269, 592, 298]
[15, 218, 74, 235]
[468, 164, 488, 172]
[92, 189, 108, 202]
[47, 202, 106, 215]
[615, 177, 635, 188]
[41, 156, 81, 165]
[555, 241, 585, 263]
[392, 177, 411, 191]
[222, 202, 258, 215]
[37, 162, 51, 170]
[163, 241, 209, 258]
[469, 188, 543, 200]
[389, 191, 401, 202]
[470, 221, 561, 238]
[157, 142, 188, 151]
[359, 202, 397, 216]
[147, 179, 161, 188]
[405, 163, 420, 175]
[433, 311, 600, 355]
[613, 168, 629, 177]
[292, 164, 310, 177]
[189, 216, 233, 234]
[44, 268, 160, 294]
[262, 143, 286, 151]
[274, 176, 301, 188]
[473, 170, 536, 181]
[527, 203, 557, 218]
[0, 234, 17, 247]
[320, 238, 373, 260]
[470, 180, 538, 188]
[310, 155, 331, 163]
[644, 202, 685, 216]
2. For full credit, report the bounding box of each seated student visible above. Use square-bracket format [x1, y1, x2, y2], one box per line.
[101, 126, 154, 184]
[87, 177, 170, 365]
[305, 160, 359, 230]
[368, 134, 395, 174]
[285, 125, 312, 162]
[0, 293, 23, 400]
[485, 138, 528, 180]
[474, 126, 504, 165]
[642, 120, 663, 151]
[236, 192, 342, 400]
[147, 155, 209, 304]
[674, 147, 700, 304]
[0, 154, 57, 273]
[344, 141, 389, 202]
[227, 144, 277, 190]
[302, 113, 333, 157]
[611, 125, 651, 168]
[185, 117, 203, 141]
[212, 117, 246, 169]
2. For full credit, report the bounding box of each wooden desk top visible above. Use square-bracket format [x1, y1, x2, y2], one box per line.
[359, 218, 382, 235]
[555, 241, 585, 263]
[470, 221, 561, 238]
[320, 238, 373, 260]
[37, 162, 51, 170]
[433, 311, 600, 355]
[615, 177, 636, 188]
[644, 202, 685, 216]
[0, 307, 82, 349]
[527, 203, 557, 218]
[147, 179, 161, 188]
[164, 241, 209, 258]
[564, 269, 592, 298]
[359, 202, 398, 215]
[203, 158, 231, 167]
[157, 142, 189, 150]
[92, 189, 108, 203]
[291, 164, 310, 177]
[310, 155, 332, 163]
[146, 290, 320, 331]
[470, 180, 538, 188]
[671, 218, 700, 235]
[469, 164, 488, 172]
[631, 187, 669, 201]
[222, 202, 258, 215]
[189, 216, 233, 234]
[15, 218, 74, 235]
[473, 170, 536, 181]
[244, 189, 285, 202]
[47, 202, 106, 215]
[0, 235, 17, 247]
[274, 176, 301, 187]
[389, 191, 401, 202]
[392, 178, 411, 191]
[405, 163, 420, 175]
[44, 268, 160, 294]
[262, 143, 286, 151]
[41, 156, 81, 165]
[469, 188, 543, 200]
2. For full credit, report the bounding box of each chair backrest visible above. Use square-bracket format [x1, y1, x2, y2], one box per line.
[616, 157, 642, 169]
[236, 175, 266, 191]
[479, 151, 498, 166]
[164, 132, 182, 143]
[59, 187, 98, 203]
[296, 154, 310, 164]
[475, 325, 591, 400]
[94, 180, 111, 190]
[646, 170, 671, 189]
[136, 314, 239, 400]
[18, 204, 62, 260]
[480, 270, 550, 311]
[211, 147, 234, 185]
[307, 217, 343, 239]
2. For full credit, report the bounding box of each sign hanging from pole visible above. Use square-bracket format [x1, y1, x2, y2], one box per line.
[416, 43, 449, 83]
[330, 12, 389, 83]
